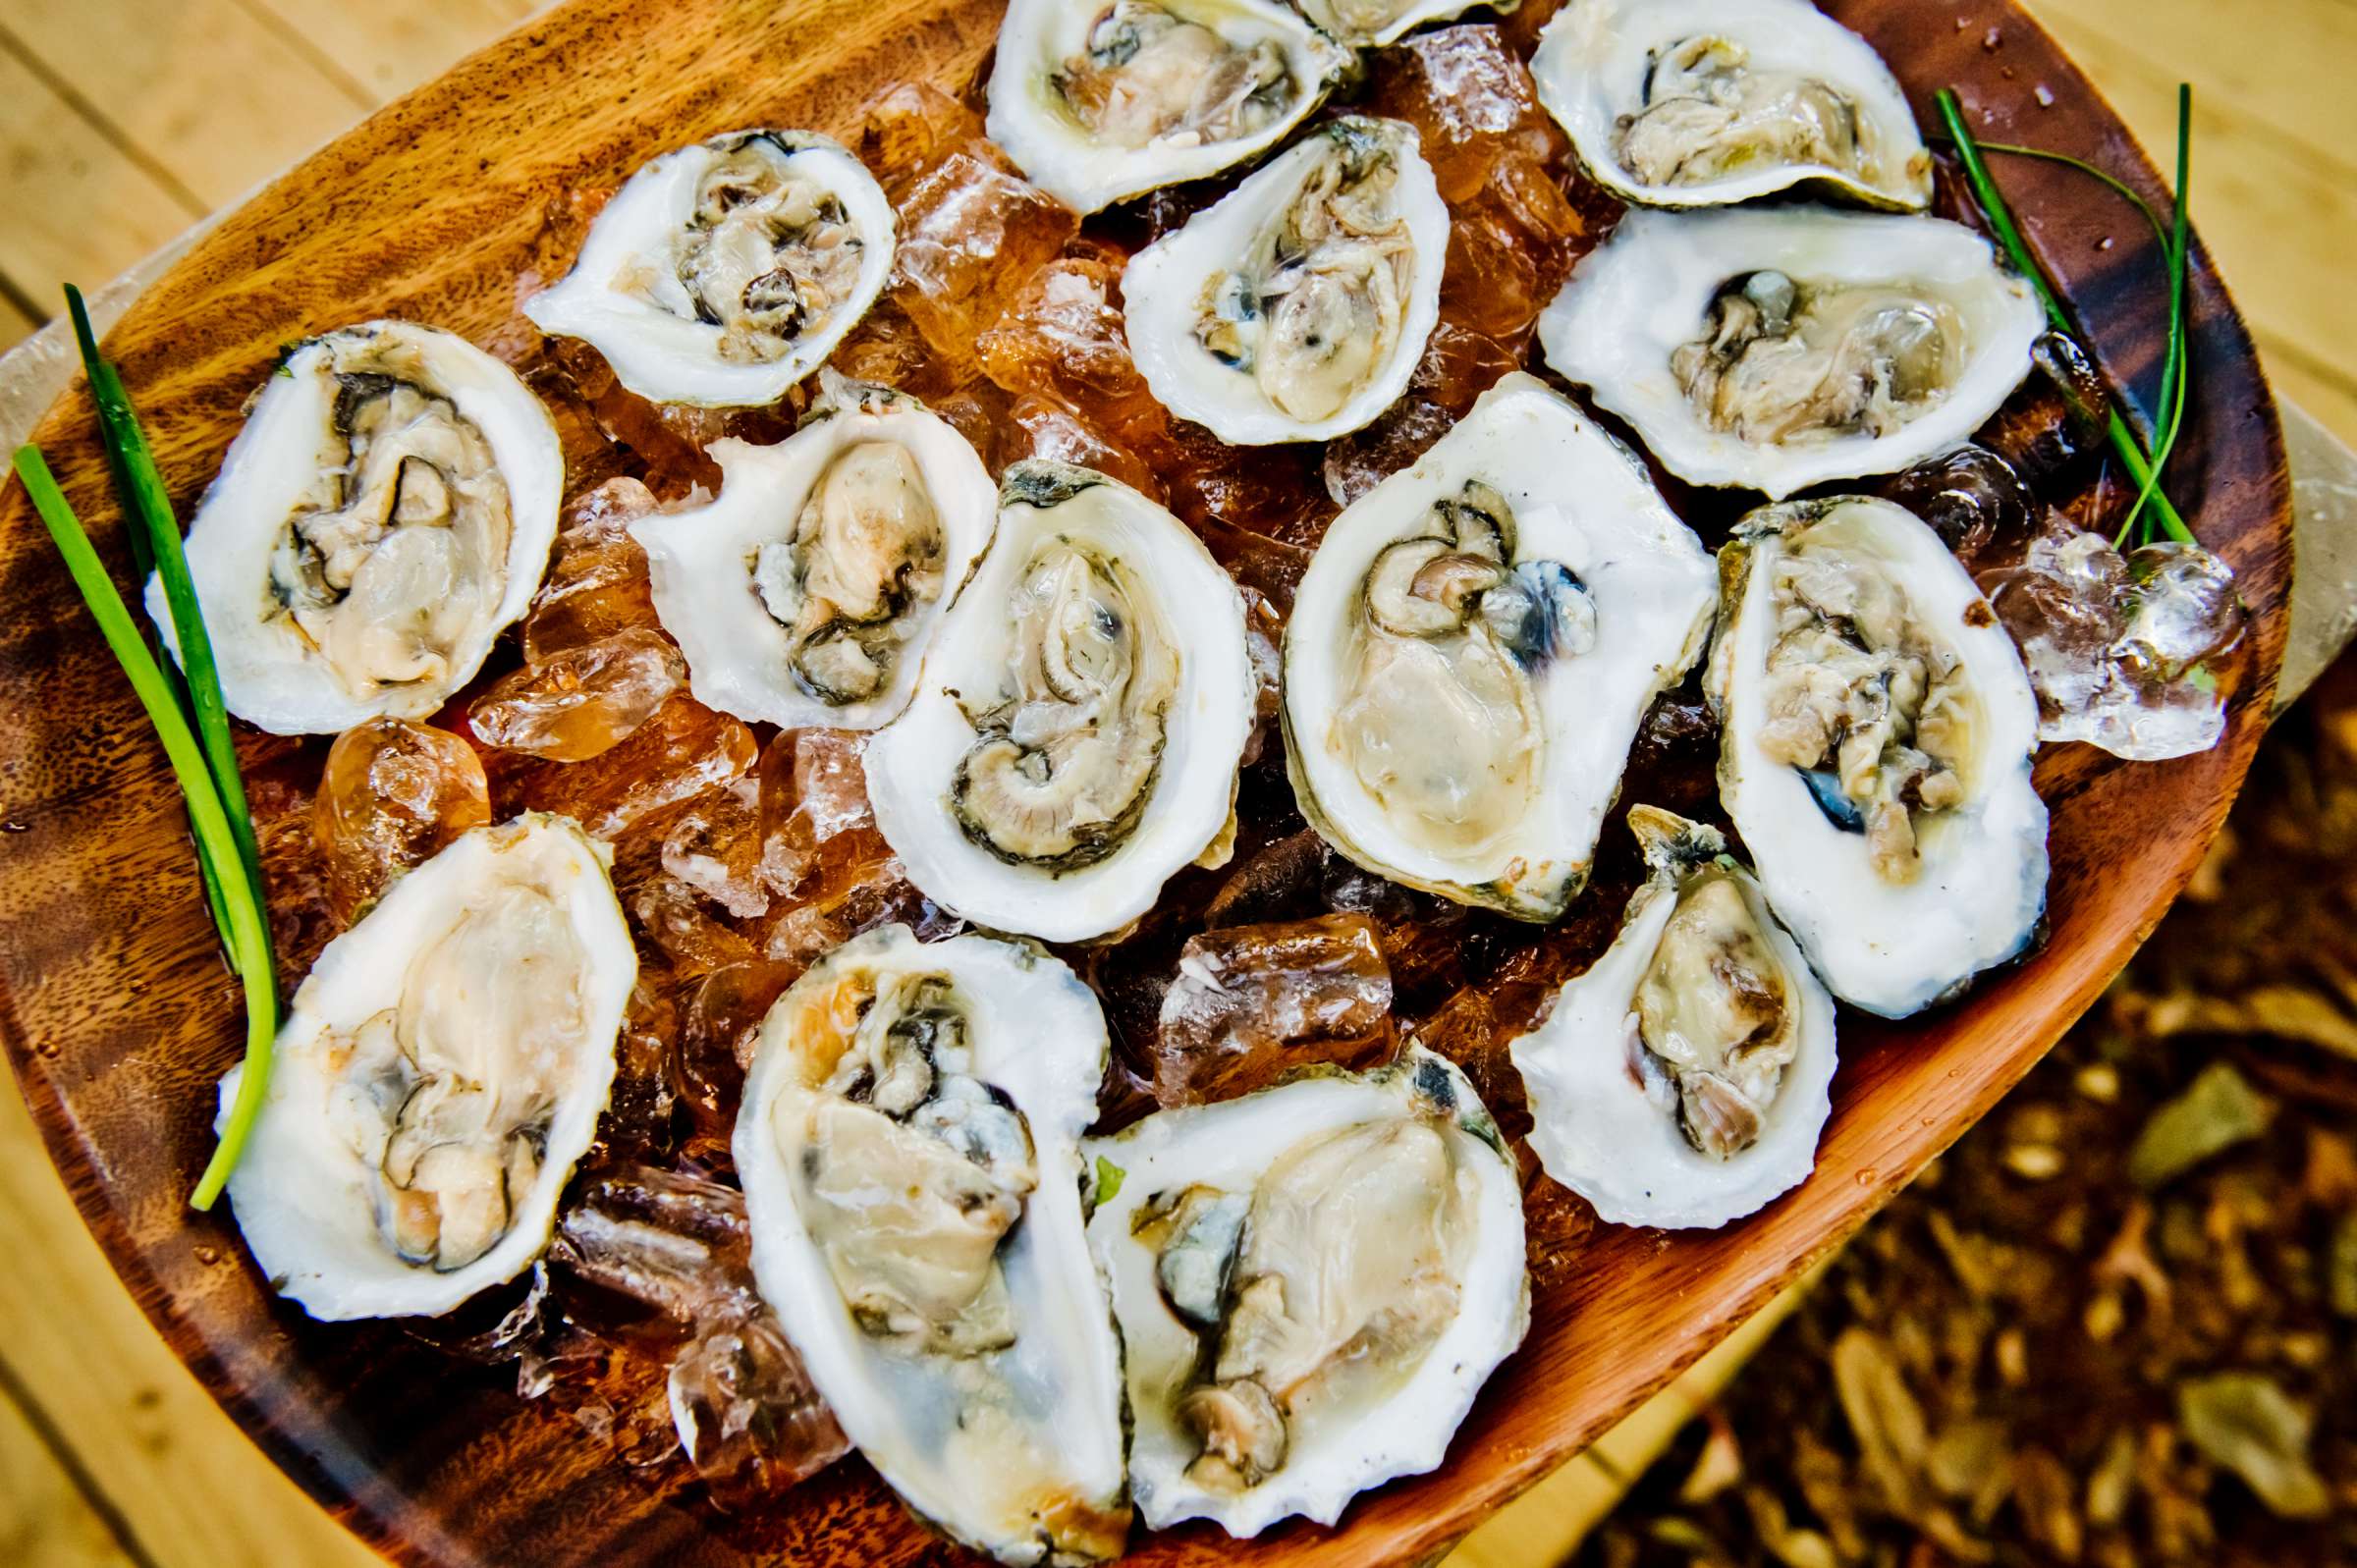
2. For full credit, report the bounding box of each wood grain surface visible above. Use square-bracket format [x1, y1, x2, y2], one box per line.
[0, 2, 2296, 1567]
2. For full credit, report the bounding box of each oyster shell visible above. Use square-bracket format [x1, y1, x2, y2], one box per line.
[1710, 495, 2048, 1017]
[629, 374, 995, 730]
[735, 924, 1129, 1563]
[523, 131, 895, 407]
[988, 0, 1352, 214]
[1510, 806, 1836, 1229]
[1085, 1045, 1527, 1535]
[1284, 373, 1716, 920]
[150, 321, 562, 735]
[1124, 117, 1447, 445]
[1531, 0, 1932, 210]
[1291, 0, 1504, 48]
[864, 461, 1255, 942]
[1538, 207, 2045, 496]
[218, 814, 633, 1319]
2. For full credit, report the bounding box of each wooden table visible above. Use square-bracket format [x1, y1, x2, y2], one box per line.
[0, 2, 2348, 1563]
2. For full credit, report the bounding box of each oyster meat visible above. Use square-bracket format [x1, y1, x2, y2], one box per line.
[1290, 0, 1501, 48]
[864, 461, 1255, 943]
[1124, 117, 1447, 445]
[218, 814, 634, 1319]
[735, 925, 1129, 1563]
[1284, 373, 1717, 919]
[1510, 807, 1836, 1229]
[1085, 1045, 1526, 1535]
[1531, 0, 1932, 210]
[1539, 207, 2046, 495]
[151, 321, 562, 735]
[988, 0, 1352, 214]
[524, 131, 895, 406]
[630, 374, 996, 730]
[1711, 496, 2048, 1017]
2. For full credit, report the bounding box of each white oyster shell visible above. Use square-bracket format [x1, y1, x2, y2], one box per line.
[864, 461, 1254, 943]
[630, 376, 996, 730]
[1531, 0, 1931, 210]
[1291, 0, 1501, 48]
[735, 925, 1129, 1564]
[1084, 1045, 1527, 1536]
[1124, 117, 1447, 445]
[1511, 808, 1836, 1229]
[1710, 496, 2048, 1018]
[1284, 373, 1716, 920]
[523, 131, 894, 407]
[218, 814, 633, 1320]
[150, 321, 562, 735]
[988, 0, 1352, 214]
[1538, 207, 2045, 496]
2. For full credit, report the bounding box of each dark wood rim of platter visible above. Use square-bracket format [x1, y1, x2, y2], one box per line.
[0, 0, 2291, 1565]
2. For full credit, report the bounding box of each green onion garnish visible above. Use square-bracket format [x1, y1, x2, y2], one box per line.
[12, 315, 278, 1210]
[1934, 87, 2198, 551]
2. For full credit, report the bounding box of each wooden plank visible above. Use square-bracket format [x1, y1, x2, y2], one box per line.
[238, 0, 531, 101]
[0, 0, 369, 212]
[0, 1387, 137, 1568]
[0, 1086, 379, 1568]
[0, 293, 39, 361]
[2256, 331, 2357, 459]
[0, 47, 198, 324]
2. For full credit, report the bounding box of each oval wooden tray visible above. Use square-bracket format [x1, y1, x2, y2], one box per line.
[0, 1, 2290, 1564]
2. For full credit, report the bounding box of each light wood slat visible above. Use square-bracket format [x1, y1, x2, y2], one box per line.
[0, 48, 198, 326]
[2253, 330, 2357, 458]
[0, 294, 39, 361]
[0, 1391, 137, 1568]
[2033, 0, 2357, 176]
[0, 0, 368, 212]
[0, 1088, 379, 1568]
[236, 0, 532, 100]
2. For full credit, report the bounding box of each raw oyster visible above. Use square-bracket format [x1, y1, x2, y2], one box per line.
[630, 374, 995, 730]
[524, 131, 895, 406]
[1711, 496, 2048, 1017]
[152, 321, 562, 734]
[1510, 806, 1836, 1229]
[1284, 373, 1716, 920]
[1291, 0, 1502, 48]
[218, 814, 633, 1319]
[1539, 208, 2045, 496]
[734, 925, 1129, 1564]
[1085, 1045, 1526, 1535]
[988, 0, 1352, 214]
[864, 461, 1255, 942]
[1531, 0, 1931, 210]
[1124, 117, 1447, 445]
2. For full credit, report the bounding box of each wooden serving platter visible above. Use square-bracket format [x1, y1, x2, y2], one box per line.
[0, 1, 2290, 1564]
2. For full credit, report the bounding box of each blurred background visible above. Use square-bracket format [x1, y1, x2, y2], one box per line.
[0, 1, 2350, 1564]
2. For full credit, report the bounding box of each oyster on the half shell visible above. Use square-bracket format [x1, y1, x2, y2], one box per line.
[1284, 373, 1717, 920]
[151, 320, 563, 735]
[988, 0, 1353, 214]
[524, 131, 895, 407]
[735, 925, 1129, 1564]
[1510, 806, 1836, 1229]
[1531, 0, 1932, 211]
[630, 373, 996, 730]
[1124, 117, 1447, 445]
[864, 461, 1255, 943]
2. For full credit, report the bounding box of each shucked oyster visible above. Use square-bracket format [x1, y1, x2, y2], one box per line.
[1531, 0, 1932, 210]
[989, 0, 1352, 214]
[1711, 496, 2048, 1017]
[1285, 374, 1716, 920]
[1539, 207, 2045, 496]
[1084, 1047, 1527, 1537]
[736, 925, 1128, 1563]
[865, 461, 1255, 943]
[1510, 807, 1836, 1229]
[630, 374, 995, 730]
[219, 815, 633, 1319]
[1124, 117, 1447, 445]
[1085, 1046, 1526, 1536]
[524, 131, 894, 407]
[1290, 0, 1502, 48]
[152, 321, 562, 735]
